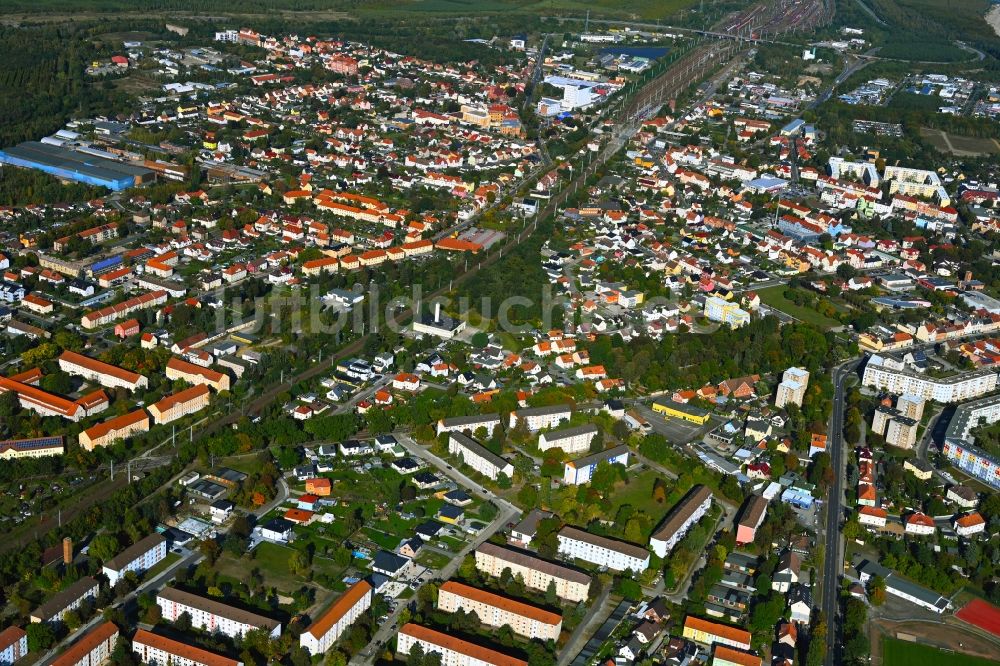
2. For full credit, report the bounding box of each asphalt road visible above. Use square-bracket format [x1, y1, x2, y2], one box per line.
[822, 360, 858, 666]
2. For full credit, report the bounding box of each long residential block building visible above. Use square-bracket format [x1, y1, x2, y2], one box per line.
[58, 351, 148, 392]
[437, 581, 562, 641]
[0, 627, 27, 666]
[563, 445, 629, 485]
[165, 357, 231, 392]
[79, 409, 150, 451]
[299, 581, 372, 654]
[31, 577, 99, 624]
[474, 542, 591, 602]
[156, 588, 281, 639]
[81, 290, 168, 329]
[862, 358, 998, 403]
[397, 624, 527, 666]
[102, 533, 167, 586]
[0, 436, 65, 460]
[942, 393, 1000, 489]
[556, 526, 650, 572]
[49, 621, 118, 666]
[508, 405, 573, 431]
[537, 424, 598, 454]
[131, 630, 242, 666]
[436, 413, 502, 437]
[447, 433, 514, 481]
[148, 384, 211, 425]
[681, 615, 751, 651]
[0, 377, 103, 422]
[649, 485, 713, 558]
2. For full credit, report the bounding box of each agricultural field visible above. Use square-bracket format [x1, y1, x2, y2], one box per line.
[882, 637, 1000, 666]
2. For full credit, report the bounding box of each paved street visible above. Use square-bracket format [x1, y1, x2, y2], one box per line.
[822, 360, 858, 666]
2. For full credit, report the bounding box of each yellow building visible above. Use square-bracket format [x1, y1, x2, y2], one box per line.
[652, 399, 710, 425]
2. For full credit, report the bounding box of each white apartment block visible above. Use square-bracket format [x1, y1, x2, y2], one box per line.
[30, 577, 99, 624]
[436, 413, 501, 437]
[447, 433, 514, 481]
[775, 367, 809, 408]
[475, 542, 591, 602]
[132, 630, 243, 666]
[862, 361, 998, 403]
[649, 485, 713, 558]
[556, 526, 650, 572]
[885, 416, 918, 449]
[299, 581, 372, 654]
[156, 588, 281, 639]
[0, 627, 27, 666]
[538, 424, 598, 455]
[397, 624, 527, 666]
[102, 533, 167, 586]
[437, 582, 562, 641]
[896, 394, 925, 420]
[508, 405, 573, 431]
[829, 157, 880, 186]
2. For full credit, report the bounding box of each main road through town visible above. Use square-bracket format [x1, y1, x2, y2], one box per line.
[822, 359, 859, 666]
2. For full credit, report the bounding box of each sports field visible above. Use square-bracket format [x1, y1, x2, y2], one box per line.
[956, 599, 1000, 638]
[882, 637, 1000, 666]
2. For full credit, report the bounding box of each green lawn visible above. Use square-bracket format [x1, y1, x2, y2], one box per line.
[606, 469, 673, 534]
[756, 286, 842, 330]
[143, 551, 181, 580]
[219, 541, 344, 592]
[882, 638, 1000, 666]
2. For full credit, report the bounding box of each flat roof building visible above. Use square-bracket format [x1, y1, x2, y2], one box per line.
[0, 141, 151, 191]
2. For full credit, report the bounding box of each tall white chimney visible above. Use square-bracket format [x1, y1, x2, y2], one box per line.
[434, 302, 441, 323]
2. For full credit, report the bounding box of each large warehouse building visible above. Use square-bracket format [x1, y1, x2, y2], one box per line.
[0, 141, 152, 190]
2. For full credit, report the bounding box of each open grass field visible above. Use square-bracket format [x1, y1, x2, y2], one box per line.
[882, 637, 1000, 666]
[217, 541, 344, 592]
[756, 286, 843, 330]
[920, 128, 1000, 156]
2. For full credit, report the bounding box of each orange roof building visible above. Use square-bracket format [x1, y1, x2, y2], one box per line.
[50, 621, 119, 666]
[79, 409, 150, 451]
[148, 384, 211, 425]
[300, 581, 373, 654]
[58, 350, 148, 392]
[713, 644, 762, 666]
[681, 615, 751, 651]
[166, 357, 230, 392]
[304, 478, 332, 496]
[397, 624, 527, 666]
[438, 581, 562, 641]
[284, 508, 314, 524]
[133, 629, 241, 666]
